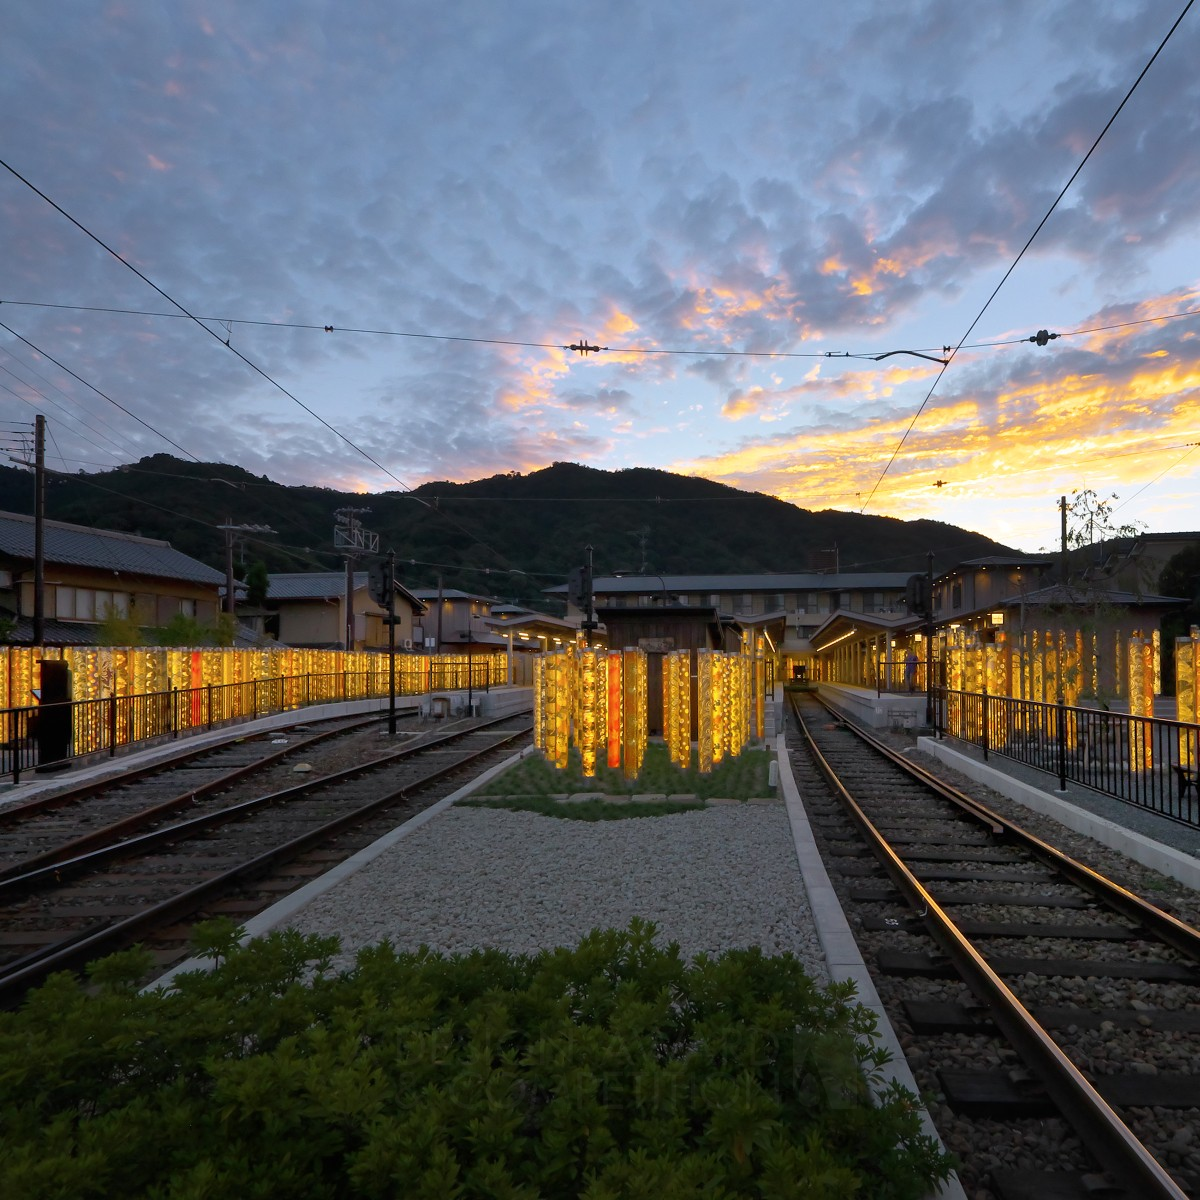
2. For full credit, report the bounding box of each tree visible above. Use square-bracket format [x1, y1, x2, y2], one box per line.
[1064, 489, 1146, 587]
[245, 560, 270, 607]
[154, 612, 240, 647]
[97, 604, 146, 647]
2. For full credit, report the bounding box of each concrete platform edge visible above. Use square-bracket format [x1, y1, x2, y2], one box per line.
[775, 733, 967, 1200]
[917, 737, 1200, 892]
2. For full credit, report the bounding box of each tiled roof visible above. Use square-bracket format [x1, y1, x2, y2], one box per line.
[549, 572, 913, 593]
[268, 572, 425, 610]
[0, 511, 224, 585]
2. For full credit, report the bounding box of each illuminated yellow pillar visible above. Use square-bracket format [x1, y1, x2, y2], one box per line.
[711, 652, 725, 767]
[605, 651, 623, 770]
[663, 649, 691, 769]
[622, 648, 647, 780]
[577, 647, 605, 778]
[754, 637, 765, 740]
[696, 650, 713, 774]
[1176, 628, 1199, 771]
[1128, 633, 1153, 771]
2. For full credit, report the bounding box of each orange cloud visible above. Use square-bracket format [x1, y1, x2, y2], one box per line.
[667, 349, 1200, 536]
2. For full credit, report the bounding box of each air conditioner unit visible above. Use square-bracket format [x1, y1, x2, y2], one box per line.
[402, 638, 413, 650]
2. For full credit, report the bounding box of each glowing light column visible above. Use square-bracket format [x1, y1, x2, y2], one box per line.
[663, 649, 691, 769]
[1176, 628, 1199, 775]
[606, 651, 622, 770]
[622, 648, 647, 780]
[696, 650, 713, 773]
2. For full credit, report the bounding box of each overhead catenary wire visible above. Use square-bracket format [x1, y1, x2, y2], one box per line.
[855, 0, 1195, 517]
[0, 348, 145, 464]
[5, 296, 1200, 364]
[0, 317, 200, 461]
[0, 162, 521, 576]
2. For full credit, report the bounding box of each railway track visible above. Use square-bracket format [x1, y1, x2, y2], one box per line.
[786, 691, 1200, 1200]
[0, 710, 532, 1007]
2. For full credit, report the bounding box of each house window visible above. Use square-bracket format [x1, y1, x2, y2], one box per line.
[951, 582, 963, 608]
[179, 598, 197, 618]
[55, 587, 75, 619]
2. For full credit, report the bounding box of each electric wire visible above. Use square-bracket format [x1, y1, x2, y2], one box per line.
[0, 168, 520, 575]
[0, 357, 143, 466]
[0, 317, 199, 461]
[0, 157, 425, 494]
[856, 0, 1195, 516]
[5, 296, 1200, 364]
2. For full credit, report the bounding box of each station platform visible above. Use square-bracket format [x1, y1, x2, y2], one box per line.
[812, 682, 929, 730]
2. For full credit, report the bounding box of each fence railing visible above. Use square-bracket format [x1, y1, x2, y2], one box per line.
[937, 687, 1200, 830]
[0, 662, 503, 785]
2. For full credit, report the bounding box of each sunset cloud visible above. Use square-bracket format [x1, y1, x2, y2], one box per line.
[1, 2, 1197, 552]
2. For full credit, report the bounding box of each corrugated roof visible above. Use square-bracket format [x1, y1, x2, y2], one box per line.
[0, 511, 224, 584]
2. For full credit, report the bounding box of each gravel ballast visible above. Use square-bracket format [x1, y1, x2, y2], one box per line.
[281, 801, 830, 981]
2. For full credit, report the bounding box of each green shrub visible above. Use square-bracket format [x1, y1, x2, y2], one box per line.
[0, 919, 953, 1199]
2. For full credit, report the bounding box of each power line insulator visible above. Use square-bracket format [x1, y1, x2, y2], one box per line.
[1029, 329, 1059, 346]
[566, 341, 603, 355]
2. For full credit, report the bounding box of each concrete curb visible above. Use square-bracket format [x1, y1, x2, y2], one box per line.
[917, 737, 1200, 891]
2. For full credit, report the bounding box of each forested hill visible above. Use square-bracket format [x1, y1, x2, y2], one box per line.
[0, 457, 1016, 609]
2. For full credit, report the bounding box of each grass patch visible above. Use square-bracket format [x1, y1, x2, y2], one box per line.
[472, 740, 772, 800]
[459, 795, 706, 820]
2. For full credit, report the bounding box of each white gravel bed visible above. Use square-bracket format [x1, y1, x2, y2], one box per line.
[281, 802, 830, 982]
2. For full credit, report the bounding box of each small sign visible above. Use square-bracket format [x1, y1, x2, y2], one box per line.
[638, 637, 675, 652]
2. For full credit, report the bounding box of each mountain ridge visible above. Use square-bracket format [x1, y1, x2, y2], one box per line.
[0, 457, 1020, 608]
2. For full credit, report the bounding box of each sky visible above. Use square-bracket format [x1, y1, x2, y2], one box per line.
[2, 0, 1198, 558]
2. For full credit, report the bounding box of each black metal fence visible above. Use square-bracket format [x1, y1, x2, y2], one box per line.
[937, 687, 1200, 830]
[0, 663, 499, 785]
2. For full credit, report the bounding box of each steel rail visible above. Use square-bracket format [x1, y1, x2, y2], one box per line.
[0, 713, 392, 880]
[0, 708, 406, 827]
[0, 723, 531, 1006]
[0, 714, 526, 899]
[788, 694, 1189, 1200]
[809, 696, 1200, 962]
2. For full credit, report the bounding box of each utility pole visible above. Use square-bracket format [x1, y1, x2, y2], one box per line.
[368, 552, 399, 734]
[33, 415, 45, 646]
[334, 508, 378, 650]
[216, 521, 275, 615]
[925, 550, 935, 729]
[1060, 495, 1069, 586]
